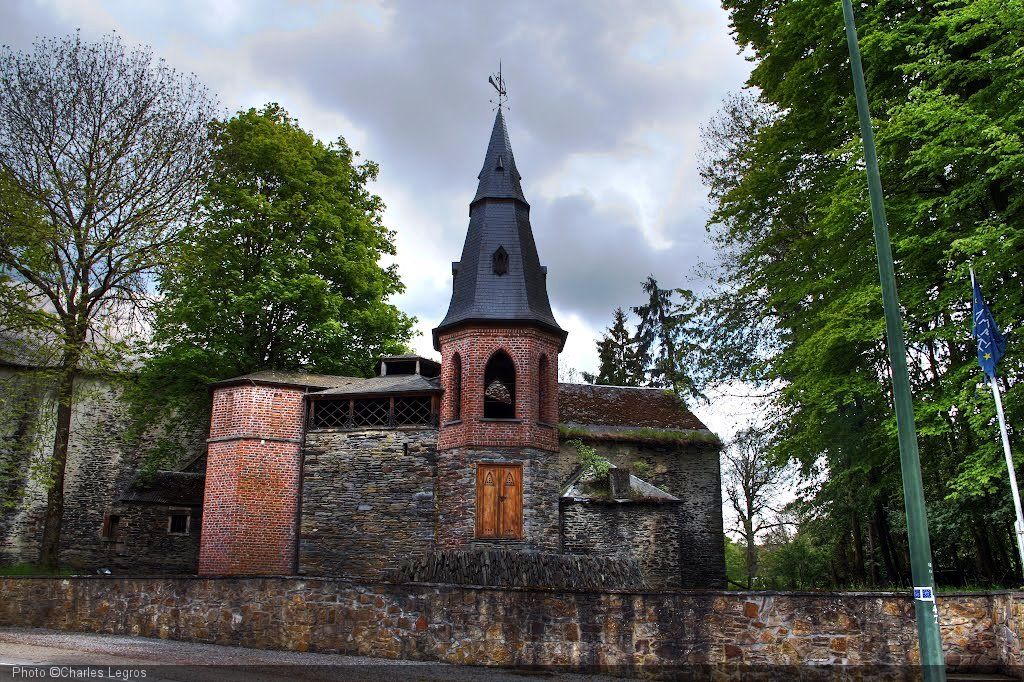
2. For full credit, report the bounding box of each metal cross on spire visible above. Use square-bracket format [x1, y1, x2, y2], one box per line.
[488, 62, 508, 111]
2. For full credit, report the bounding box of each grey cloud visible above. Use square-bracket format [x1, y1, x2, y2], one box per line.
[0, 0, 749, 360]
[534, 193, 708, 329]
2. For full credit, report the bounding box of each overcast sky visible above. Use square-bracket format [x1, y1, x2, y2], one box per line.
[0, 0, 758, 438]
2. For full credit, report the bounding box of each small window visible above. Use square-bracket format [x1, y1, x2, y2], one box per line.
[101, 513, 121, 540]
[483, 350, 516, 419]
[450, 353, 462, 421]
[492, 246, 509, 275]
[168, 511, 190, 535]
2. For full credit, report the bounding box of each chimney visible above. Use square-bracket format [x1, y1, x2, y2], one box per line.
[608, 468, 631, 499]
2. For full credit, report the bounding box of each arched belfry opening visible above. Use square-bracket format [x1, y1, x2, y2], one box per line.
[538, 354, 550, 423]
[483, 350, 516, 419]
[450, 353, 462, 421]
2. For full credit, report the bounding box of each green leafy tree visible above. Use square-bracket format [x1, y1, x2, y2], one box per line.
[701, 0, 1024, 586]
[134, 104, 414, 467]
[582, 307, 646, 386]
[0, 33, 214, 569]
[633, 276, 705, 401]
[723, 425, 789, 589]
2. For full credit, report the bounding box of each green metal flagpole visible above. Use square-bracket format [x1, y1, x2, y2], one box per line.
[840, 0, 946, 677]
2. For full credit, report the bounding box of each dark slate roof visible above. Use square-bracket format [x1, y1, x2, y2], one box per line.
[558, 383, 709, 431]
[313, 374, 441, 397]
[471, 109, 527, 205]
[433, 110, 565, 349]
[119, 471, 205, 506]
[375, 355, 441, 376]
[210, 370, 361, 390]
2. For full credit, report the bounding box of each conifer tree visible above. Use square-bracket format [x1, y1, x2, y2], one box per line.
[633, 276, 704, 401]
[584, 307, 646, 386]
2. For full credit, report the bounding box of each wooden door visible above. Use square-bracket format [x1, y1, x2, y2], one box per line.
[498, 466, 522, 538]
[475, 463, 522, 539]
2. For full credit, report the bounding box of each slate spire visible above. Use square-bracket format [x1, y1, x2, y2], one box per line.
[433, 110, 566, 350]
[472, 109, 527, 206]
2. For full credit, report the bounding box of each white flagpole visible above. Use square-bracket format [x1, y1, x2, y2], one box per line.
[974, 268, 1024, 575]
[990, 374, 1024, 576]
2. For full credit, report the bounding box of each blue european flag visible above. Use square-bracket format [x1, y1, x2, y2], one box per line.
[973, 275, 1007, 379]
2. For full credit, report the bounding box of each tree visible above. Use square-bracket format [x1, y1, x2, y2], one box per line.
[133, 104, 414, 466]
[0, 33, 215, 569]
[633, 276, 704, 401]
[582, 307, 646, 386]
[701, 0, 1024, 585]
[723, 425, 788, 589]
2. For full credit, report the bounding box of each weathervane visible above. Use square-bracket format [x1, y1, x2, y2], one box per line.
[488, 62, 508, 111]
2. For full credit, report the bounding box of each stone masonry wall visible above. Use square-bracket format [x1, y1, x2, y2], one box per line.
[199, 384, 305, 575]
[99, 503, 202, 575]
[558, 437, 726, 589]
[560, 500, 682, 589]
[298, 428, 437, 578]
[435, 446, 561, 552]
[0, 576, 1017, 674]
[0, 367, 207, 571]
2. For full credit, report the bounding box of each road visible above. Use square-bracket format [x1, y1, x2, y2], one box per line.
[0, 627, 629, 681]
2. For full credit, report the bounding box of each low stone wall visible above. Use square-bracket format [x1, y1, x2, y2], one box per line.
[0, 577, 1019, 676]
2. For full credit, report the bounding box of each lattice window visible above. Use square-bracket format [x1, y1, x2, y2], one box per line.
[394, 397, 433, 426]
[353, 398, 391, 427]
[312, 399, 350, 429]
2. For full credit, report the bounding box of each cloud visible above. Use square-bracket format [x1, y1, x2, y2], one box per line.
[0, 0, 751, 390]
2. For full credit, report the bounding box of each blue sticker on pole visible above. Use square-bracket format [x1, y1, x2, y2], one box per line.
[913, 586, 934, 602]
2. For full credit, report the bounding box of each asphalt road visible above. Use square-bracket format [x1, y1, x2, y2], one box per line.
[0, 627, 629, 682]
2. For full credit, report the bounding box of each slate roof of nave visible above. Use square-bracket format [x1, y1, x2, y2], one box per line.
[213, 369, 712, 434]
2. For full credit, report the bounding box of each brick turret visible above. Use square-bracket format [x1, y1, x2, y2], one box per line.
[198, 378, 307, 575]
[433, 109, 566, 551]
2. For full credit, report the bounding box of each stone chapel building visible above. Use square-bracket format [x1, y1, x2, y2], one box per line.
[0, 110, 725, 589]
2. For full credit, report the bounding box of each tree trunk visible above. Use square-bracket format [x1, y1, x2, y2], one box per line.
[971, 522, 995, 585]
[37, 342, 81, 570]
[873, 503, 905, 585]
[851, 510, 867, 586]
[866, 522, 880, 585]
[744, 518, 757, 589]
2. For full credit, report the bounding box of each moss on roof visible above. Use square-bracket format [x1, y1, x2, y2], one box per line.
[558, 424, 722, 447]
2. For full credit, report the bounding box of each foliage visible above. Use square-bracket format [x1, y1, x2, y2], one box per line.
[701, 0, 1024, 587]
[131, 104, 414, 470]
[582, 307, 646, 386]
[631, 459, 651, 479]
[567, 438, 611, 479]
[723, 536, 750, 589]
[723, 425, 789, 588]
[633, 277, 705, 402]
[757, 524, 832, 591]
[0, 32, 215, 568]
[0, 562, 74, 576]
[558, 426, 720, 446]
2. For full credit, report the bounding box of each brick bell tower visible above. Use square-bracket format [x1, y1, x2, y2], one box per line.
[432, 107, 567, 551]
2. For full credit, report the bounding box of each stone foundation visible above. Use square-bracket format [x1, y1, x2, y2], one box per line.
[1, 576, 1021, 676]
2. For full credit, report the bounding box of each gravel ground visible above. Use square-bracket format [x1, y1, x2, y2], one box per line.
[0, 627, 630, 681]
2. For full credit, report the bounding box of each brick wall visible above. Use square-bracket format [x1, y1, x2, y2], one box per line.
[198, 384, 305, 575]
[0, 576, 1016, 674]
[560, 500, 682, 588]
[298, 428, 437, 578]
[437, 326, 560, 452]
